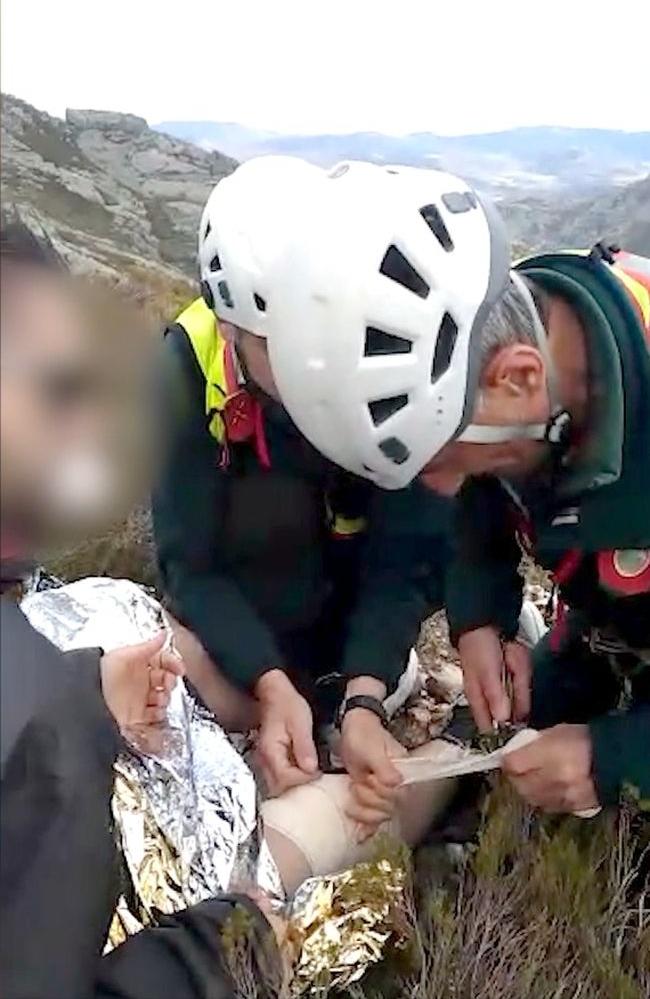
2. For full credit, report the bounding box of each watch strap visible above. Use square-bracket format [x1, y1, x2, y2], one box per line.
[338, 694, 388, 729]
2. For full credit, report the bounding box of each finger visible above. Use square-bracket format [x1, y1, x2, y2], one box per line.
[504, 644, 531, 722]
[288, 718, 319, 775]
[565, 780, 600, 815]
[479, 663, 511, 727]
[350, 781, 396, 819]
[501, 743, 540, 777]
[146, 689, 170, 708]
[159, 650, 186, 677]
[142, 706, 167, 725]
[148, 668, 177, 693]
[355, 822, 381, 844]
[508, 773, 565, 812]
[371, 754, 403, 789]
[463, 673, 494, 732]
[345, 798, 392, 829]
[365, 773, 403, 805]
[265, 761, 318, 797]
[258, 738, 317, 795]
[127, 631, 167, 665]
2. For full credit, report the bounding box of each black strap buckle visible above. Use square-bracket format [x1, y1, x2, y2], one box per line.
[588, 242, 620, 266]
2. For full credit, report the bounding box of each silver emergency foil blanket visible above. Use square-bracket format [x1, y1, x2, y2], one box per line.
[20, 577, 283, 940]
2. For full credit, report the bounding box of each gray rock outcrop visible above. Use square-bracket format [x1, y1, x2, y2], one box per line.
[1, 93, 237, 279]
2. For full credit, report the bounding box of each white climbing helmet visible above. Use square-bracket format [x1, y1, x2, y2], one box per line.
[198, 155, 323, 336]
[265, 161, 512, 489]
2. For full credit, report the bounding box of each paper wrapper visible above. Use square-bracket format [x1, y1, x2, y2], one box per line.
[20, 577, 283, 948]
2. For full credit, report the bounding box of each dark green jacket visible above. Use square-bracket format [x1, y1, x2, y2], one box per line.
[446, 251, 650, 806]
[153, 323, 452, 692]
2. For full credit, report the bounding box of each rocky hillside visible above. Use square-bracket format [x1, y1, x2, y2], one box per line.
[1, 94, 236, 280]
[500, 175, 650, 258]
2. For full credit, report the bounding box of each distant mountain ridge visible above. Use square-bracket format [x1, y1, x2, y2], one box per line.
[155, 122, 650, 195]
[2, 94, 648, 288]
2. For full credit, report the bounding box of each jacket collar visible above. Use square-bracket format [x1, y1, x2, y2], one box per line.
[517, 253, 650, 549]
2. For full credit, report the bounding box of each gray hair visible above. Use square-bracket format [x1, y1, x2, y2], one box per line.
[478, 276, 547, 371]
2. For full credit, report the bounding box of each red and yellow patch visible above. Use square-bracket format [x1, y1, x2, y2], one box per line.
[598, 549, 650, 596]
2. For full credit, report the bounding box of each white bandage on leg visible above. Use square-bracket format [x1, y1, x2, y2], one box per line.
[261, 775, 399, 879]
[261, 744, 462, 880]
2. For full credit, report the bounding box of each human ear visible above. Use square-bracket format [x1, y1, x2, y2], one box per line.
[482, 345, 545, 401]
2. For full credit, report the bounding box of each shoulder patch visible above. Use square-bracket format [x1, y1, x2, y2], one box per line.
[598, 549, 650, 596]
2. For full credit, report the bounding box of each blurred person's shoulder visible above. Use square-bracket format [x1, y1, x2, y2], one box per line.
[0, 595, 64, 768]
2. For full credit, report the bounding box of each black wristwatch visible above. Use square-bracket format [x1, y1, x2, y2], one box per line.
[337, 694, 388, 729]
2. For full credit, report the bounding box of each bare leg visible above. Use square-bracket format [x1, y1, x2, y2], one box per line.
[167, 613, 259, 733]
[264, 827, 313, 896]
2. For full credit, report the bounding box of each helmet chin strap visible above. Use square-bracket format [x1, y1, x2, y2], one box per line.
[458, 270, 571, 447]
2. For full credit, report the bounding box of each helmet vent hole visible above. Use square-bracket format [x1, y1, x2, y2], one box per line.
[254, 293, 267, 312]
[380, 245, 429, 299]
[379, 437, 410, 465]
[420, 205, 454, 252]
[204, 220, 212, 240]
[218, 280, 234, 309]
[365, 327, 413, 356]
[442, 191, 478, 214]
[431, 313, 458, 383]
[209, 252, 221, 272]
[368, 394, 409, 427]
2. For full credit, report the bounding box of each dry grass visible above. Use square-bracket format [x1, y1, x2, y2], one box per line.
[353, 785, 649, 999]
[117, 264, 195, 329]
[44, 507, 159, 588]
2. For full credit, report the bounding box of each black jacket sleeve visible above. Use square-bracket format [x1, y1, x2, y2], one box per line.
[97, 896, 279, 999]
[1, 599, 122, 999]
[445, 476, 524, 645]
[152, 327, 283, 689]
[589, 705, 650, 806]
[1, 599, 281, 999]
[342, 485, 453, 689]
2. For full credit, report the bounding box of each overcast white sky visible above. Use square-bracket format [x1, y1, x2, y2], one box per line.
[2, 0, 649, 135]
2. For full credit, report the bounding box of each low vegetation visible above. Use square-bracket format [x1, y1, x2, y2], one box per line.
[354, 784, 649, 999]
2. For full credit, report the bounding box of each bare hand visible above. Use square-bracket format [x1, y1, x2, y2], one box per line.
[457, 626, 531, 732]
[502, 723, 599, 814]
[100, 632, 184, 731]
[255, 670, 319, 796]
[340, 709, 406, 839]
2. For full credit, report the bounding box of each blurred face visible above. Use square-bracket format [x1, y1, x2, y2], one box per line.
[419, 342, 550, 496]
[1, 268, 137, 545]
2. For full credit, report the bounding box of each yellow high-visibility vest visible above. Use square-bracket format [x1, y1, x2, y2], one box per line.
[175, 297, 230, 442]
